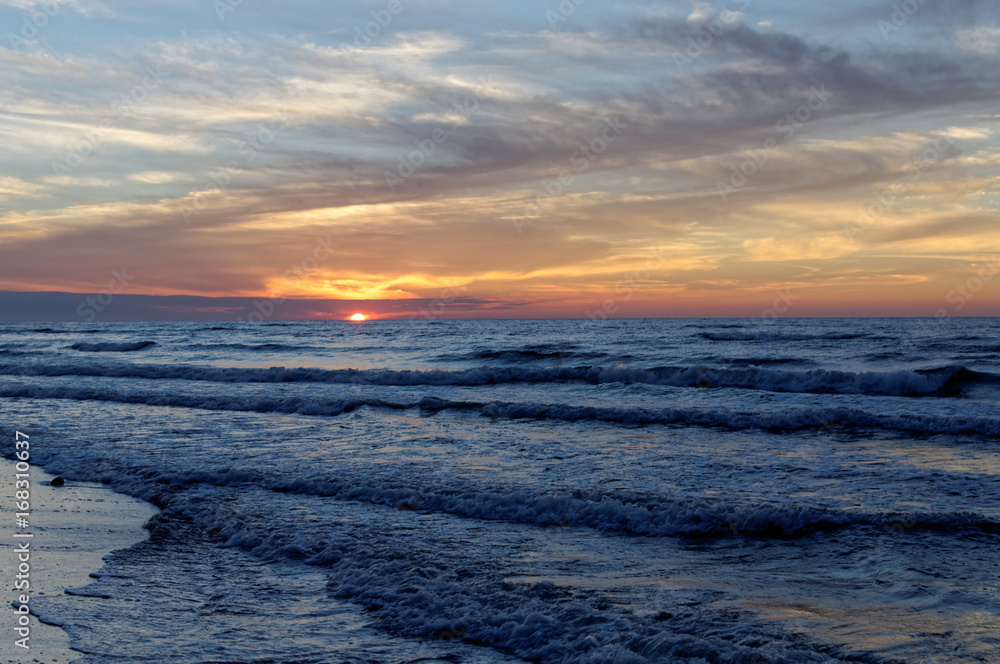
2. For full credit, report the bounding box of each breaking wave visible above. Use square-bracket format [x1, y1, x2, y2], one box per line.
[2, 384, 999, 436]
[1, 360, 992, 397]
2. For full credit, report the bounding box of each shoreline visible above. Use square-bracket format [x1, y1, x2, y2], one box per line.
[1, 457, 157, 662]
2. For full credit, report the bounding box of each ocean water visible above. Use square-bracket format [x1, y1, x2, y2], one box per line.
[1, 317, 998, 664]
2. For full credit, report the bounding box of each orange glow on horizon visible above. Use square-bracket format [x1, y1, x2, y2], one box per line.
[350, 313, 366, 321]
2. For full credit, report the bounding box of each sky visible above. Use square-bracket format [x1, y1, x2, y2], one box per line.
[0, 0, 998, 321]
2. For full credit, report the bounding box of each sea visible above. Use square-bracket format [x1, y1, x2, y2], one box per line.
[1, 317, 998, 664]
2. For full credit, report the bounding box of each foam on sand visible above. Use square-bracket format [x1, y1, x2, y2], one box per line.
[0, 458, 157, 662]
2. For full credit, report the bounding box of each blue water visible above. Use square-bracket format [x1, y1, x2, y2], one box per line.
[1, 318, 999, 663]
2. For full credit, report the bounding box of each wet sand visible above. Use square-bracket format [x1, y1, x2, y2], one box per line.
[1, 458, 156, 663]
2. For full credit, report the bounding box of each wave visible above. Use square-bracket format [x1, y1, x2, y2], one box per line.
[862, 352, 908, 361]
[29, 446, 986, 663]
[438, 348, 608, 363]
[141, 470, 1000, 540]
[70, 341, 157, 352]
[189, 342, 308, 351]
[697, 331, 886, 342]
[691, 356, 815, 366]
[26, 444, 994, 543]
[15, 426, 988, 664]
[467, 398, 1000, 436]
[2, 360, 992, 397]
[101, 492, 901, 664]
[3, 384, 999, 436]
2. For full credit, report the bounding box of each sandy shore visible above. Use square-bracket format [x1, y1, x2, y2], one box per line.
[1, 458, 157, 663]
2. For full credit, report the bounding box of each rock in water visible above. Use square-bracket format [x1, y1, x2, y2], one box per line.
[50, 477, 65, 486]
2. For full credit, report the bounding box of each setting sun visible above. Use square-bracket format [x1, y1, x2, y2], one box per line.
[349, 313, 366, 321]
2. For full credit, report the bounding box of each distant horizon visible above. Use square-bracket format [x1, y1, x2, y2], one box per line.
[1, 289, 996, 322]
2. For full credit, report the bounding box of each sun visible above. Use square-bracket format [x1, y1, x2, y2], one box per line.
[349, 313, 366, 321]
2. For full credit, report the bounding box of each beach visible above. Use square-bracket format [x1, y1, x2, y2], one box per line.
[1, 458, 156, 663]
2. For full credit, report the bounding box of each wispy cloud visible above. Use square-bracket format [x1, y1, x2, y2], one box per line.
[0, 0, 112, 16]
[0, 0, 998, 317]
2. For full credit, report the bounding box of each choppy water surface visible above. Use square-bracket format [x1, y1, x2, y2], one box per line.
[2, 318, 998, 663]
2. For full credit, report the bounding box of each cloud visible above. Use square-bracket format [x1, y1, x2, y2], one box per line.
[743, 236, 859, 262]
[0, 0, 112, 16]
[0, 290, 535, 321]
[0, 175, 45, 201]
[41, 175, 117, 186]
[953, 26, 1000, 55]
[0, 2, 997, 317]
[127, 171, 184, 184]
